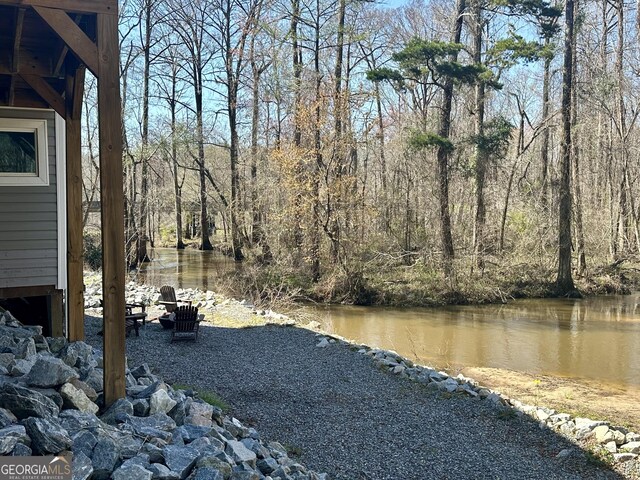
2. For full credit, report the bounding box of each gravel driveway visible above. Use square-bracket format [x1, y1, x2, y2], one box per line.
[85, 316, 626, 480]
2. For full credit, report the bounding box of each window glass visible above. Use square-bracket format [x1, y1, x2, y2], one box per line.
[0, 131, 37, 174]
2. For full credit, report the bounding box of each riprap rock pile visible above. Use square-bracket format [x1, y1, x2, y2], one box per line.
[0, 311, 326, 480]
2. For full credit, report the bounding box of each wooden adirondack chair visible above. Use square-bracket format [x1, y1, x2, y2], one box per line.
[171, 305, 200, 342]
[158, 285, 192, 313]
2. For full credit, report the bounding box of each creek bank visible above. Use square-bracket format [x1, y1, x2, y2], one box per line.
[0, 310, 326, 480]
[85, 279, 639, 476]
[219, 260, 640, 308]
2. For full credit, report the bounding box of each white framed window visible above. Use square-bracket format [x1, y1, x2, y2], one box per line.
[0, 118, 49, 186]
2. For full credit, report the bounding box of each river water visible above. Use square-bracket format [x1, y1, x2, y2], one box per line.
[137, 248, 640, 390]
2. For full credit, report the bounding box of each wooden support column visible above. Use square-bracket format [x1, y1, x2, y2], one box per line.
[48, 290, 64, 338]
[96, 12, 126, 405]
[66, 66, 85, 342]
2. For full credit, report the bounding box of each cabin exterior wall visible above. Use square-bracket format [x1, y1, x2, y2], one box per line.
[0, 108, 61, 289]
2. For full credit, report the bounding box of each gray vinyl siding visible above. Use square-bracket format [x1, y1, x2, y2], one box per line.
[0, 109, 58, 289]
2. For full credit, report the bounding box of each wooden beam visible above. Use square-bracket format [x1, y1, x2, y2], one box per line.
[0, 92, 49, 109]
[12, 8, 25, 72]
[19, 73, 65, 117]
[0, 285, 57, 299]
[0, 61, 56, 78]
[33, 6, 99, 76]
[8, 76, 16, 106]
[53, 15, 83, 78]
[97, 12, 126, 406]
[8, 8, 26, 105]
[0, 0, 116, 15]
[66, 66, 85, 342]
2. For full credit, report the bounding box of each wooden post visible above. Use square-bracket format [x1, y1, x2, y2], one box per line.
[66, 66, 85, 342]
[49, 290, 64, 337]
[96, 12, 126, 405]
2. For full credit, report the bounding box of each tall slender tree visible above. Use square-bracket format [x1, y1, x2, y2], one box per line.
[557, 0, 576, 294]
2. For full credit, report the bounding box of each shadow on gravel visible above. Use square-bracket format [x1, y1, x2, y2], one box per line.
[85, 316, 630, 480]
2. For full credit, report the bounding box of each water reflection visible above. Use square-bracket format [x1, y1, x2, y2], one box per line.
[132, 248, 640, 390]
[132, 248, 237, 290]
[311, 296, 640, 389]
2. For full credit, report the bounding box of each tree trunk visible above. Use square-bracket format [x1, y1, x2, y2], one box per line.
[196, 77, 213, 251]
[571, 7, 586, 276]
[250, 61, 261, 247]
[556, 0, 576, 294]
[229, 87, 244, 261]
[540, 40, 551, 211]
[327, 0, 347, 264]
[436, 0, 465, 274]
[291, 0, 304, 250]
[170, 70, 184, 250]
[310, 0, 323, 282]
[137, 0, 152, 265]
[472, 0, 487, 272]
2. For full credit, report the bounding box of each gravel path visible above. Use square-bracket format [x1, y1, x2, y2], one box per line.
[85, 316, 625, 480]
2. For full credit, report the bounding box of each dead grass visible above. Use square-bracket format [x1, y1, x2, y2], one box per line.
[463, 366, 640, 432]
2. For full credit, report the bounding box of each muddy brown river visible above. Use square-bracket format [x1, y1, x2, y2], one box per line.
[137, 248, 640, 391]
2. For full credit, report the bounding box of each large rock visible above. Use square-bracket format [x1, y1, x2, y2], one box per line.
[130, 364, 152, 379]
[82, 368, 104, 393]
[25, 356, 78, 388]
[0, 324, 40, 340]
[162, 445, 199, 479]
[23, 417, 72, 454]
[613, 453, 638, 462]
[112, 464, 153, 480]
[60, 342, 94, 368]
[72, 430, 98, 459]
[168, 400, 188, 426]
[256, 458, 278, 475]
[196, 456, 232, 478]
[0, 352, 15, 369]
[0, 407, 17, 428]
[142, 443, 164, 463]
[92, 437, 120, 480]
[574, 418, 607, 430]
[101, 398, 134, 425]
[189, 401, 214, 420]
[0, 384, 59, 419]
[176, 425, 212, 443]
[150, 389, 177, 415]
[59, 410, 107, 436]
[14, 337, 36, 359]
[30, 387, 64, 409]
[72, 452, 94, 480]
[32, 335, 50, 353]
[9, 357, 35, 376]
[225, 440, 257, 467]
[189, 467, 224, 480]
[621, 441, 640, 454]
[47, 337, 68, 354]
[133, 399, 150, 417]
[0, 425, 30, 454]
[147, 463, 180, 480]
[119, 434, 144, 459]
[127, 413, 176, 433]
[60, 382, 99, 414]
[69, 378, 98, 402]
[11, 443, 32, 456]
[132, 381, 166, 399]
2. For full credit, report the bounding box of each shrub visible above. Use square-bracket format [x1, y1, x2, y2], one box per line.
[84, 234, 102, 270]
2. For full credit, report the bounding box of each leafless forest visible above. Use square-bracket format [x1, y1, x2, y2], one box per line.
[82, 0, 640, 304]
